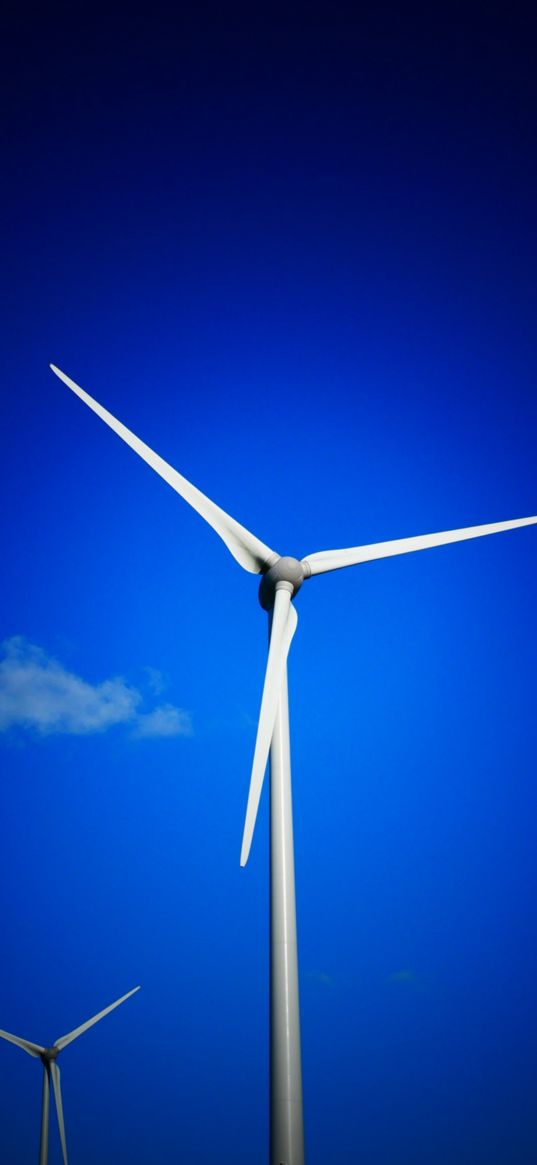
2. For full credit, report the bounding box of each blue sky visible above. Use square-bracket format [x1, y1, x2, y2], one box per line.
[1, 5, 536, 1163]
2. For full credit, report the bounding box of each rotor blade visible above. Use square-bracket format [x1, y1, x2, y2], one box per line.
[240, 587, 298, 867]
[0, 1028, 44, 1058]
[302, 515, 537, 576]
[40, 1067, 50, 1165]
[50, 365, 278, 575]
[53, 986, 140, 1051]
[50, 1063, 68, 1165]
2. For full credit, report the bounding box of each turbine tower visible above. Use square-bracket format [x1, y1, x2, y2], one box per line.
[0, 986, 139, 1165]
[50, 363, 536, 1165]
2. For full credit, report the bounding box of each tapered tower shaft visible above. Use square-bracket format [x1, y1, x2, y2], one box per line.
[40, 1065, 50, 1165]
[270, 662, 304, 1165]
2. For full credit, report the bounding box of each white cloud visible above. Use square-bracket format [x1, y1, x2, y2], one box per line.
[133, 704, 192, 738]
[143, 666, 167, 696]
[386, 969, 417, 986]
[0, 638, 192, 739]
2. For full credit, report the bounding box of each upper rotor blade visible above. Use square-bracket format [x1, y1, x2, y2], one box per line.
[0, 1028, 44, 1058]
[50, 1062, 68, 1165]
[240, 587, 298, 867]
[302, 515, 537, 576]
[50, 365, 278, 575]
[53, 986, 140, 1051]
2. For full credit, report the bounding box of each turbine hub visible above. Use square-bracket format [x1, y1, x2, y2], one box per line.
[258, 556, 305, 610]
[41, 1047, 60, 1064]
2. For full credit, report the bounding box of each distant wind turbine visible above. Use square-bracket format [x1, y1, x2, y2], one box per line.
[0, 986, 139, 1165]
[49, 363, 537, 1165]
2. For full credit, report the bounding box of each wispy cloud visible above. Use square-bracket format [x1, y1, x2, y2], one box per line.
[134, 704, 192, 738]
[0, 637, 192, 739]
[309, 970, 335, 988]
[143, 666, 167, 696]
[385, 969, 417, 986]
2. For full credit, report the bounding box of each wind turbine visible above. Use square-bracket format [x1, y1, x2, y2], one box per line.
[0, 986, 139, 1165]
[49, 363, 536, 1165]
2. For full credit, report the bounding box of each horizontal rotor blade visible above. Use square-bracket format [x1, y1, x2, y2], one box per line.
[50, 365, 278, 575]
[240, 587, 298, 867]
[50, 1062, 68, 1165]
[302, 515, 537, 576]
[0, 1028, 44, 1057]
[53, 986, 140, 1051]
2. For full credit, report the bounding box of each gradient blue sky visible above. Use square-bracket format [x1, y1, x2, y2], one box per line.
[1, 5, 537, 1163]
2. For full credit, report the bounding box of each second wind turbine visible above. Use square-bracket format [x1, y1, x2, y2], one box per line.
[50, 363, 537, 1165]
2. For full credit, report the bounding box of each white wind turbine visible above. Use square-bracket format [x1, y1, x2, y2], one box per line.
[0, 986, 139, 1165]
[50, 363, 536, 1165]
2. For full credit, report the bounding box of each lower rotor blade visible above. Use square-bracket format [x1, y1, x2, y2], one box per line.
[40, 1067, 50, 1165]
[0, 1028, 44, 1057]
[240, 587, 298, 867]
[53, 986, 140, 1051]
[50, 1062, 68, 1165]
[302, 514, 537, 576]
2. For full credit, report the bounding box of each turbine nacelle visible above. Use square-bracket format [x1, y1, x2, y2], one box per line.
[258, 556, 307, 610]
[41, 1047, 60, 1064]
